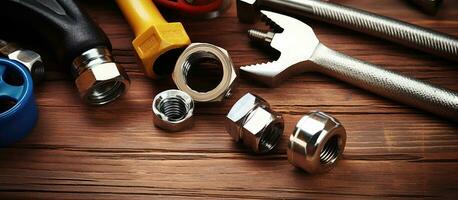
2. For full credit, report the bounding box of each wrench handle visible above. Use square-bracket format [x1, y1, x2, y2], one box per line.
[309, 43, 458, 121]
[258, 0, 458, 61]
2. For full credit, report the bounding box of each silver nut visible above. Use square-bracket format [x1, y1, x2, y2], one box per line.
[0, 39, 45, 83]
[73, 47, 130, 105]
[173, 43, 237, 102]
[152, 90, 194, 132]
[225, 93, 284, 153]
[287, 111, 347, 174]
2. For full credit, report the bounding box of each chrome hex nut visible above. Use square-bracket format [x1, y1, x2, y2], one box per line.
[225, 93, 284, 153]
[75, 62, 130, 105]
[0, 39, 45, 83]
[152, 90, 194, 132]
[173, 43, 237, 102]
[287, 111, 347, 174]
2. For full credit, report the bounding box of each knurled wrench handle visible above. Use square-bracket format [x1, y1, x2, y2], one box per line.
[309, 43, 458, 121]
[259, 0, 458, 61]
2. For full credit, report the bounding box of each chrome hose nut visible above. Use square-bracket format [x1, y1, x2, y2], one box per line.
[0, 39, 45, 83]
[73, 47, 130, 105]
[225, 93, 284, 153]
[173, 43, 237, 102]
[152, 90, 194, 132]
[287, 111, 347, 174]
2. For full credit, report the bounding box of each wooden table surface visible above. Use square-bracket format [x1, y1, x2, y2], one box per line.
[1, 0, 457, 199]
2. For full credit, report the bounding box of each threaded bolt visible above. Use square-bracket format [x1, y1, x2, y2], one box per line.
[248, 29, 275, 44]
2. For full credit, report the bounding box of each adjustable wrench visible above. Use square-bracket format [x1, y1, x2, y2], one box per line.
[241, 11, 458, 121]
[237, 0, 458, 62]
[116, 0, 191, 79]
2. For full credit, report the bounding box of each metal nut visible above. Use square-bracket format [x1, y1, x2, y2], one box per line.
[287, 111, 347, 174]
[152, 90, 194, 132]
[225, 93, 284, 153]
[73, 47, 130, 105]
[173, 43, 237, 102]
[0, 39, 45, 83]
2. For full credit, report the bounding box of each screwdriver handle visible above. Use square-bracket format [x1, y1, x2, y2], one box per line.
[258, 0, 458, 61]
[116, 0, 168, 36]
[309, 43, 458, 121]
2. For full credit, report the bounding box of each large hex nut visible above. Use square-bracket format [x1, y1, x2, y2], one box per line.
[287, 111, 347, 174]
[0, 39, 45, 83]
[225, 93, 284, 153]
[173, 43, 237, 102]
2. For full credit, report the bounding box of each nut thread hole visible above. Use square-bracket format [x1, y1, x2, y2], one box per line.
[159, 97, 188, 122]
[258, 123, 283, 153]
[320, 135, 341, 166]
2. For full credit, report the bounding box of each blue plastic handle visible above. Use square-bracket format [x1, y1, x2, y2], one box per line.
[0, 58, 37, 146]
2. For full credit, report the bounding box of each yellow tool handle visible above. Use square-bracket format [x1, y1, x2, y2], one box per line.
[116, 0, 167, 36]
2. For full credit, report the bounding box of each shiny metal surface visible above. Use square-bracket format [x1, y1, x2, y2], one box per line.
[0, 39, 45, 83]
[152, 89, 194, 132]
[225, 93, 284, 153]
[237, 0, 458, 62]
[73, 47, 130, 105]
[173, 43, 237, 102]
[241, 11, 458, 121]
[288, 111, 346, 174]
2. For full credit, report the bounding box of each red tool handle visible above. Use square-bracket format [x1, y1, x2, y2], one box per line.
[154, 0, 223, 14]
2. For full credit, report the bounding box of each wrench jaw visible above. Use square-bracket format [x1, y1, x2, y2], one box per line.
[241, 10, 320, 86]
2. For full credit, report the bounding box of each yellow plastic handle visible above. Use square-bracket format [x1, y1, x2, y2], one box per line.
[116, 0, 167, 36]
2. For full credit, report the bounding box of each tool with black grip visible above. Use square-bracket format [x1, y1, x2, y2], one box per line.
[0, 0, 130, 105]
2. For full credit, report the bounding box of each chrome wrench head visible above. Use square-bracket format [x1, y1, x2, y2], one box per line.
[241, 10, 319, 86]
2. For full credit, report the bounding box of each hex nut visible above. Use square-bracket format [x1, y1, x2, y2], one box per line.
[75, 62, 130, 105]
[287, 111, 347, 174]
[225, 93, 284, 153]
[152, 90, 194, 132]
[0, 40, 45, 83]
[173, 43, 237, 102]
[73, 47, 130, 105]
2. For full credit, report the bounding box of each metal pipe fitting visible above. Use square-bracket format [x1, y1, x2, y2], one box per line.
[73, 47, 130, 105]
[152, 89, 194, 132]
[0, 39, 45, 84]
[287, 111, 346, 174]
[173, 43, 237, 102]
[225, 93, 284, 153]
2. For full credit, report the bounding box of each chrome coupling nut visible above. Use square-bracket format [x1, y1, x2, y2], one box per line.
[73, 47, 130, 105]
[152, 89, 194, 132]
[225, 93, 284, 153]
[173, 43, 237, 102]
[287, 111, 347, 174]
[0, 39, 45, 83]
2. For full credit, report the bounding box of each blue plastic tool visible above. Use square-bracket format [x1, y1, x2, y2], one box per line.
[0, 58, 37, 146]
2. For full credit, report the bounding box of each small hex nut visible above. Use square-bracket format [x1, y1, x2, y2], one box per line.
[75, 62, 130, 105]
[225, 93, 284, 153]
[173, 43, 237, 102]
[0, 40, 45, 83]
[152, 90, 194, 132]
[287, 111, 347, 174]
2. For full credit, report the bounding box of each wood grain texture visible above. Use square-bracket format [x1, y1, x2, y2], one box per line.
[1, 0, 458, 199]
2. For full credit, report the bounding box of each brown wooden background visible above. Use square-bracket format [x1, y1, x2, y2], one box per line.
[1, 0, 457, 199]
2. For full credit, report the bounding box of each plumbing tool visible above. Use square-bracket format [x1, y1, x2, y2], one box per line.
[0, 39, 45, 84]
[0, 58, 37, 146]
[237, 0, 458, 62]
[154, 0, 232, 19]
[0, 0, 130, 105]
[241, 11, 458, 121]
[116, 0, 191, 79]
